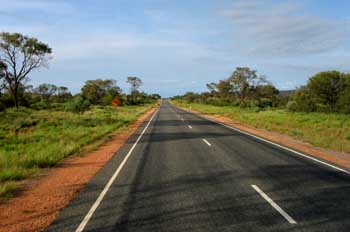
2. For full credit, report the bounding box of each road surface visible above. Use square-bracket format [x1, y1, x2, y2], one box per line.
[47, 101, 350, 231]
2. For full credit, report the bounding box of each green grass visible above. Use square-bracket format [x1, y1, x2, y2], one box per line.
[0, 104, 155, 198]
[173, 101, 350, 153]
[0, 182, 17, 199]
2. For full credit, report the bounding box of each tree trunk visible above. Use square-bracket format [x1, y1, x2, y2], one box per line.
[13, 87, 19, 108]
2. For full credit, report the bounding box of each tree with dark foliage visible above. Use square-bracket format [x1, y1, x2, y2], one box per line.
[0, 32, 52, 108]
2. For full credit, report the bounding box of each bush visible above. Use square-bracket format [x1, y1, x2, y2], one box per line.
[308, 71, 342, 111]
[50, 102, 66, 111]
[0, 101, 5, 112]
[248, 100, 259, 108]
[30, 101, 50, 110]
[205, 97, 233, 106]
[101, 94, 115, 106]
[315, 104, 332, 113]
[65, 96, 91, 113]
[292, 87, 316, 112]
[258, 98, 273, 108]
[286, 101, 297, 112]
[239, 102, 248, 108]
[338, 91, 350, 114]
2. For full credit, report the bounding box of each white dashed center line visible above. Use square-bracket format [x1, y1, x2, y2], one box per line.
[251, 185, 297, 224]
[202, 139, 211, 146]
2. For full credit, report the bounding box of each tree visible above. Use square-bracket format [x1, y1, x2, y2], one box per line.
[206, 82, 218, 95]
[184, 92, 198, 103]
[81, 79, 121, 105]
[292, 86, 316, 112]
[0, 32, 52, 108]
[307, 71, 342, 111]
[228, 67, 262, 103]
[126, 76, 142, 103]
[150, 93, 161, 100]
[36, 83, 57, 103]
[216, 80, 232, 98]
[337, 73, 350, 114]
[0, 61, 5, 98]
[127, 76, 142, 93]
[57, 86, 71, 102]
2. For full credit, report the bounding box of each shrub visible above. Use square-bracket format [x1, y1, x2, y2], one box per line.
[308, 71, 342, 111]
[65, 95, 91, 113]
[0, 101, 5, 112]
[338, 92, 350, 114]
[30, 101, 50, 110]
[286, 101, 297, 112]
[248, 100, 259, 108]
[292, 87, 316, 112]
[258, 98, 273, 108]
[315, 104, 332, 113]
[50, 102, 66, 111]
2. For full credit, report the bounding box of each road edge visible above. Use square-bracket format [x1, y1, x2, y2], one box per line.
[175, 104, 350, 173]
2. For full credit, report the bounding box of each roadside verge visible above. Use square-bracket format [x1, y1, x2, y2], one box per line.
[177, 106, 350, 171]
[0, 107, 157, 232]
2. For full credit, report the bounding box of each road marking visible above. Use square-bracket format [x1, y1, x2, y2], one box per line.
[188, 125, 192, 129]
[181, 108, 350, 174]
[251, 185, 297, 224]
[202, 138, 211, 146]
[75, 109, 159, 232]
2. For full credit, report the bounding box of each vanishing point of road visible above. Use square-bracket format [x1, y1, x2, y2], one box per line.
[47, 101, 350, 232]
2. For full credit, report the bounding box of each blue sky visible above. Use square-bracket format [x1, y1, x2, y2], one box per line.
[0, 0, 349, 97]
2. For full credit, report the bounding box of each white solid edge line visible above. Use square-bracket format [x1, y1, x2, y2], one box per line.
[251, 185, 297, 224]
[182, 109, 349, 174]
[188, 125, 192, 129]
[75, 109, 159, 232]
[202, 138, 211, 146]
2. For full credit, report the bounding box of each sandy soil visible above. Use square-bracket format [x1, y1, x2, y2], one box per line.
[185, 108, 350, 169]
[0, 107, 157, 232]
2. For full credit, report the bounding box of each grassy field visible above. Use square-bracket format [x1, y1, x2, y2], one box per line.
[173, 101, 350, 154]
[0, 104, 155, 198]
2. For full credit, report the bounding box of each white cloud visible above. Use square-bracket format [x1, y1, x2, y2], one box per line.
[224, 0, 348, 57]
[51, 30, 211, 62]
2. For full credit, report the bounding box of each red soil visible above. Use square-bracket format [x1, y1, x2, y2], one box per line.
[0, 107, 157, 232]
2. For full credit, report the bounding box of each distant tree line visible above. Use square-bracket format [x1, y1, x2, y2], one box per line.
[0, 76, 160, 112]
[173, 67, 350, 114]
[0, 32, 161, 113]
[173, 67, 280, 109]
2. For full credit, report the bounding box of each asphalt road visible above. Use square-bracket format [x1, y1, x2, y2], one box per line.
[47, 101, 350, 232]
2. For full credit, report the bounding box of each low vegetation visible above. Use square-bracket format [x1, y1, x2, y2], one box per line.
[0, 104, 155, 198]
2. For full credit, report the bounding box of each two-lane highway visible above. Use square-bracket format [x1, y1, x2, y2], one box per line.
[47, 101, 350, 231]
